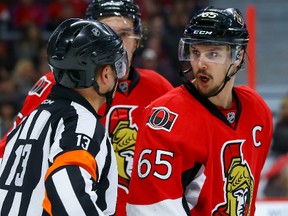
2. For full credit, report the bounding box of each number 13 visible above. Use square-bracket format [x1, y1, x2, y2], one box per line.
[5, 144, 32, 187]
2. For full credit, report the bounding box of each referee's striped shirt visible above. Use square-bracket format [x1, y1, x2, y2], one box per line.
[0, 85, 118, 216]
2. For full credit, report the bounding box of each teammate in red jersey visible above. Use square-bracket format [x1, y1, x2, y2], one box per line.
[0, 1, 173, 215]
[127, 7, 273, 216]
[86, 1, 173, 215]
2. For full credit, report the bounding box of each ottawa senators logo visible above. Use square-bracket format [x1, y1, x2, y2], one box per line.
[28, 76, 52, 97]
[106, 105, 138, 193]
[147, 106, 178, 132]
[213, 140, 254, 216]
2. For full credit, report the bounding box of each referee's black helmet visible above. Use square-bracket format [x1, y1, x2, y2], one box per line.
[47, 18, 128, 88]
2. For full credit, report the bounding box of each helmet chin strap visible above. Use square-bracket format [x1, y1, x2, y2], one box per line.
[206, 61, 242, 98]
[92, 77, 118, 119]
[180, 48, 243, 99]
[180, 63, 237, 98]
[206, 64, 233, 98]
[205, 47, 244, 98]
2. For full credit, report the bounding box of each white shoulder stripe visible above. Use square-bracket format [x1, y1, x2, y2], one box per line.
[30, 110, 51, 139]
[71, 102, 96, 137]
[19, 110, 37, 139]
[49, 118, 65, 162]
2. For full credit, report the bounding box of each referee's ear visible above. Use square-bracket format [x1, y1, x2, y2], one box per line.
[97, 65, 116, 90]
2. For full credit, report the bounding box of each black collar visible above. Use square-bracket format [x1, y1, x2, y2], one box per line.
[184, 81, 242, 129]
[49, 84, 102, 119]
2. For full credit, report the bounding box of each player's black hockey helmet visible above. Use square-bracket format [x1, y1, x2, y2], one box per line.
[182, 6, 249, 46]
[85, 0, 142, 37]
[179, 7, 249, 97]
[47, 18, 128, 88]
[179, 7, 249, 69]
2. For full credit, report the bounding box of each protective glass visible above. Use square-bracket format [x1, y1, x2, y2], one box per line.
[116, 27, 141, 40]
[109, 15, 142, 40]
[178, 38, 231, 64]
[114, 47, 128, 78]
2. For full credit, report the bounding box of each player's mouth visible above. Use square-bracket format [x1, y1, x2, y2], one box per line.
[196, 73, 211, 85]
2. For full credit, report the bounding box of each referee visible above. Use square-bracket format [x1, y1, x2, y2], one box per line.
[0, 18, 127, 216]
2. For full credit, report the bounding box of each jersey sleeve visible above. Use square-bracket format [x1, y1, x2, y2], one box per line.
[21, 72, 55, 118]
[43, 150, 105, 216]
[0, 72, 55, 159]
[126, 105, 190, 216]
[42, 107, 116, 216]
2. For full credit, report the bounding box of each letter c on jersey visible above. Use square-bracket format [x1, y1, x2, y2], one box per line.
[252, 126, 262, 147]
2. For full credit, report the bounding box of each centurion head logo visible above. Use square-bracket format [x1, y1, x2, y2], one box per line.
[106, 105, 138, 193]
[213, 140, 254, 216]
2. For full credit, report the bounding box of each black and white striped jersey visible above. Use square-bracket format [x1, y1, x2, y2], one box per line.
[0, 85, 118, 216]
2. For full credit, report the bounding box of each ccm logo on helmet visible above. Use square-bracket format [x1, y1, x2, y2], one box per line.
[193, 30, 213, 35]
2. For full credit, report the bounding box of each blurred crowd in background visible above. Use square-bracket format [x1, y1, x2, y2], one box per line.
[0, 0, 208, 137]
[1, 0, 288, 200]
[262, 94, 288, 198]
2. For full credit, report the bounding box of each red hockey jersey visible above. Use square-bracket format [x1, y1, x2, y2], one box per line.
[99, 67, 173, 216]
[127, 83, 273, 216]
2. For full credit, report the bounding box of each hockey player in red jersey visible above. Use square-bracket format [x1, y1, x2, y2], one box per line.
[0, 1, 173, 215]
[86, 1, 173, 215]
[127, 7, 273, 216]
